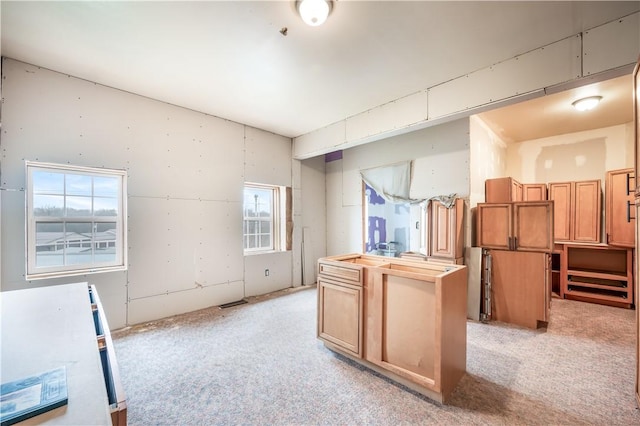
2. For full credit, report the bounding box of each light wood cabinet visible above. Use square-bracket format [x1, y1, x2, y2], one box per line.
[317, 278, 363, 357]
[366, 260, 467, 402]
[606, 168, 635, 247]
[476, 201, 554, 252]
[549, 180, 601, 243]
[549, 182, 572, 241]
[427, 198, 464, 262]
[561, 244, 633, 309]
[317, 261, 366, 358]
[484, 249, 551, 329]
[523, 183, 547, 201]
[317, 254, 467, 403]
[485, 177, 522, 202]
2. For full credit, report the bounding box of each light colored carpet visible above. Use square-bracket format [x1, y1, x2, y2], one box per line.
[112, 286, 640, 425]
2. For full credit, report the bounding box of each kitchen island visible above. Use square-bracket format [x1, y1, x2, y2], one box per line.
[317, 253, 468, 403]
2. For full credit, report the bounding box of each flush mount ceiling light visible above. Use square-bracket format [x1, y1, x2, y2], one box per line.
[297, 0, 332, 26]
[572, 96, 603, 112]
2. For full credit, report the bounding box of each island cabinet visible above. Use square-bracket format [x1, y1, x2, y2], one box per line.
[549, 180, 601, 243]
[476, 201, 554, 252]
[606, 168, 635, 247]
[317, 254, 467, 404]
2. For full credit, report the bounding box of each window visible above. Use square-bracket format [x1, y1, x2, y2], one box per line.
[243, 183, 290, 253]
[26, 161, 127, 279]
[363, 182, 424, 256]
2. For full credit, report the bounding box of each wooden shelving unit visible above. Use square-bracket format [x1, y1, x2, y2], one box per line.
[561, 244, 633, 308]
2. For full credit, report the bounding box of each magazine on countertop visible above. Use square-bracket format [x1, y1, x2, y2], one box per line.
[0, 366, 68, 426]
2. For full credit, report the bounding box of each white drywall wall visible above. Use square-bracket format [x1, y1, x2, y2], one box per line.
[293, 12, 639, 160]
[300, 156, 327, 285]
[325, 119, 471, 256]
[506, 123, 634, 182]
[0, 59, 295, 328]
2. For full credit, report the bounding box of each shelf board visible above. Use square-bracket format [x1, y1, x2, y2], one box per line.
[567, 279, 628, 292]
[566, 269, 628, 282]
[565, 287, 630, 303]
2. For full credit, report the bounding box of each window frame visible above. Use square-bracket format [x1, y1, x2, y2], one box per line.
[243, 183, 284, 254]
[25, 161, 128, 280]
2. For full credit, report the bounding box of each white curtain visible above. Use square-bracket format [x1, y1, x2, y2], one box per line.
[360, 161, 422, 204]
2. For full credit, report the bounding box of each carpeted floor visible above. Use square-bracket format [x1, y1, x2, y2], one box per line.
[112, 285, 640, 425]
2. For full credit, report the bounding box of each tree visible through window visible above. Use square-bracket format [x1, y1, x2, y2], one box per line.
[26, 161, 127, 279]
[243, 184, 275, 252]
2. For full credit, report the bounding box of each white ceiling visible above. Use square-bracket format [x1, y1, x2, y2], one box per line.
[1, 1, 639, 140]
[478, 74, 635, 144]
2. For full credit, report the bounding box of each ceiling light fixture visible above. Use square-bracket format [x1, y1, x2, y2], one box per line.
[572, 96, 603, 112]
[297, 0, 332, 27]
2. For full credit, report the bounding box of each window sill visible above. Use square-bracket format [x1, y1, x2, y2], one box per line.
[243, 250, 288, 256]
[26, 265, 127, 281]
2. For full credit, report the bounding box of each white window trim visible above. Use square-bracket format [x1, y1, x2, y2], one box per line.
[25, 161, 128, 280]
[243, 182, 284, 254]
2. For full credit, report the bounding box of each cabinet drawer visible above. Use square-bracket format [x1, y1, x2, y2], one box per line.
[318, 262, 362, 284]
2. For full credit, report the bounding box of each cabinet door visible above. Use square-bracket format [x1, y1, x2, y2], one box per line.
[606, 168, 635, 247]
[513, 202, 554, 252]
[476, 203, 512, 250]
[490, 250, 549, 329]
[429, 198, 463, 259]
[317, 278, 362, 357]
[523, 184, 547, 201]
[573, 180, 601, 243]
[549, 182, 572, 241]
[365, 269, 437, 388]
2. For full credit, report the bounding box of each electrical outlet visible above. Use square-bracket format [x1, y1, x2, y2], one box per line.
[265, 269, 269, 277]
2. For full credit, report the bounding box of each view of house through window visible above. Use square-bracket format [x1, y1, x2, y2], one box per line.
[26, 161, 127, 279]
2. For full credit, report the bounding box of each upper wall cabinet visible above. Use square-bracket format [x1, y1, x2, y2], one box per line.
[549, 180, 601, 244]
[522, 183, 548, 201]
[427, 198, 464, 263]
[606, 168, 635, 248]
[485, 177, 522, 203]
[486, 178, 547, 202]
[476, 201, 554, 252]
